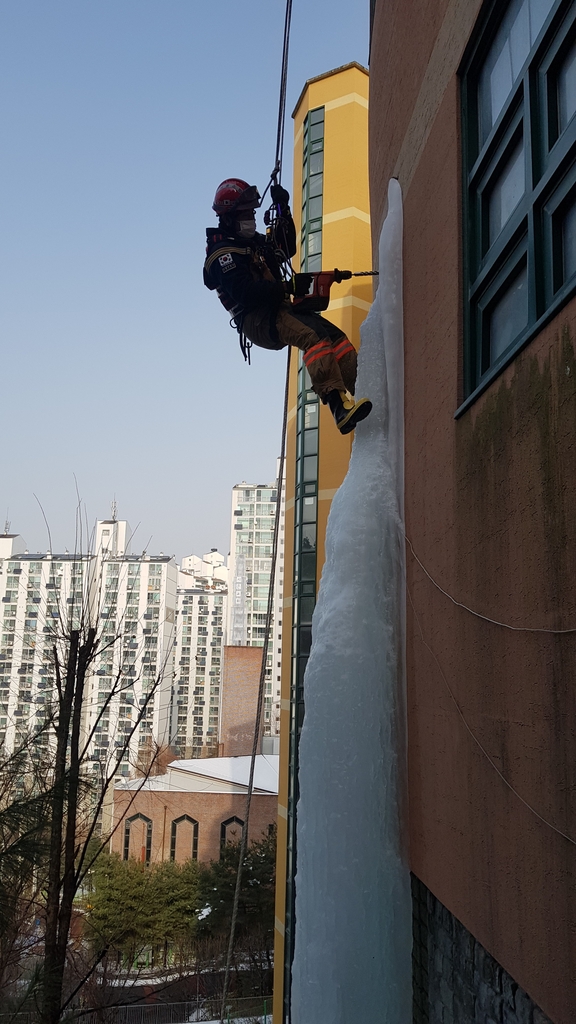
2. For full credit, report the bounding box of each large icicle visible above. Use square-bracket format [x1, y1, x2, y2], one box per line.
[291, 179, 412, 1024]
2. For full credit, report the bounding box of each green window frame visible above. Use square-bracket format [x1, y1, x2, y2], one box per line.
[301, 107, 325, 271]
[283, 361, 319, 1023]
[460, 0, 576, 412]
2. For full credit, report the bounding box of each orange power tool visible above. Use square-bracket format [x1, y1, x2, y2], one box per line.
[291, 268, 377, 312]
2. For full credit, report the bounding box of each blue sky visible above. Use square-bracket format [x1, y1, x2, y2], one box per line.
[0, 1, 368, 560]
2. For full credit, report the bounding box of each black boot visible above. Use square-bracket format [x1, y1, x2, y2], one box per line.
[326, 389, 372, 435]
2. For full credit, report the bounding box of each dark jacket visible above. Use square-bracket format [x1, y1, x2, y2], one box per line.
[203, 215, 297, 320]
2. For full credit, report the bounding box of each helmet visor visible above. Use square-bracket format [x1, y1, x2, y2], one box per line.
[236, 184, 261, 210]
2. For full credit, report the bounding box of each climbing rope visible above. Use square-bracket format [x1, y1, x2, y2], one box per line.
[260, 0, 293, 204]
[219, 7, 294, 1016]
[220, 348, 291, 1022]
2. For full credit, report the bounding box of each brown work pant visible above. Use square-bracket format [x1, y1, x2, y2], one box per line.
[242, 302, 357, 399]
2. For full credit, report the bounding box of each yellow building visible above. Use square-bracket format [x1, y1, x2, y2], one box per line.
[273, 62, 371, 1024]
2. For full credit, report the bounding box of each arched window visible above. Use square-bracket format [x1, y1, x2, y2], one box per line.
[170, 815, 199, 861]
[123, 813, 152, 863]
[220, 815, 244, 854]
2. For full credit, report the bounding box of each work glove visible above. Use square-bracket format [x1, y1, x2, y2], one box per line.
[271, 183, 291, 209]
[293, 273, 314, 297]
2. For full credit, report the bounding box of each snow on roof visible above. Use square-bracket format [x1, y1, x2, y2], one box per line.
[116, 774, 174, 791]
[170, 754, 279, 794]
[114, 754, 279, 794]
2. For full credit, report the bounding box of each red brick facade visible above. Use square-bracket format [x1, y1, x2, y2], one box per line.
[219, 646, 263, 756]
[111, 788, 276, 865]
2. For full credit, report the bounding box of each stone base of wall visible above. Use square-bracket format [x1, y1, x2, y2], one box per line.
[411, 875, 553, 1024]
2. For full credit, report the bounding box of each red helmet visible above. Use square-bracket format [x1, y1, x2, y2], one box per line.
[212, 178, 261, 216]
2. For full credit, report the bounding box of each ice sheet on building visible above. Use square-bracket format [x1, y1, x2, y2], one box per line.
[291, 179, 413, 1024]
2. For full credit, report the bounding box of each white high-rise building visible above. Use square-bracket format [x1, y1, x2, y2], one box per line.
[0, 520, 177, 775]
[85, 520, 178, 772]
[172, 550, 228, 758]
[227, 471, 285, 735]
[0, 535, 91, 757]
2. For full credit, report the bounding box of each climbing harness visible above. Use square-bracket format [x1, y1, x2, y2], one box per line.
[232, 313, 251, 364]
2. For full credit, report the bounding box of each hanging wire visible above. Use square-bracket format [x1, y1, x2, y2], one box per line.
[219, 347, 291, 1022]
[406, 585, 576, 846]
[406, 534, 576, 633]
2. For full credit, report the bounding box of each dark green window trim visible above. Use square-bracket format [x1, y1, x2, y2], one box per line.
[458, 0, 576, 416]
[283, 361, 319, 1024]
[301, 107, 325, 272]
[170, 814, 198, 861]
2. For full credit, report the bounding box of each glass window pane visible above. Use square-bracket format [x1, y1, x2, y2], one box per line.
[307, 231, 322, 255]
[484, 41, 513, 132]
[308, 196, 322, 220]
[308, 218, 322, 232]
[304, 403, 318, 429]
[300, 552, 316, 581]
[307, 254, 322, 271]
[558, 39, 576, 133]
[478, 0, 554, 141]
[310, 108, 324, 125]
[303, 429, 318, 455]
[297, 657, 308, 687]
[479, 1, 524, 138]
[309, 152, 323, 175]
[310, 139, 324, 154]
[310, 122, 324, 141]
[299, 626, 312, 654]
[302, 456, 317, 481]
[301, 524, 316, 551]
[488, 138, 525, 244]
[562, 198, 576, 282]
[529, 0, 552, 43]
[302, 497, 317, 522]
[489, 264, 528, 362]
[509, 1, 530, 79]
[308, 173, 323, 197]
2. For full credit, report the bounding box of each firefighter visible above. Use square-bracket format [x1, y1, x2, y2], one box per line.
[203, 178, 372, 435]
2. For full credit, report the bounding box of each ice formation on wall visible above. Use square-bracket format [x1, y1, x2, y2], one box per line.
[291, 179, 412, 1024]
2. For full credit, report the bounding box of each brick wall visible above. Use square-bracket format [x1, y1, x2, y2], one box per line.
[220, 646, 263, 756]
[412, 876, 554, 1024]
[111, 788, 276, 864]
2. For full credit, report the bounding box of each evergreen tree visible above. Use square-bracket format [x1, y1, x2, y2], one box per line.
[85, 853, 200, 968]
[198, 828, 276, 943]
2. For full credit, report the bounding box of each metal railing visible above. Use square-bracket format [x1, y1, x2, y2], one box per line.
[0, 996, 273, 1024]
[82, 997, 272, 1024]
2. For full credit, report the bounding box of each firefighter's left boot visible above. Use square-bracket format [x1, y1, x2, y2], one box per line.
[326, 389, 372, 435]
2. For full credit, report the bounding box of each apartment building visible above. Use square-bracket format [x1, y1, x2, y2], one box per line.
[172, 550, 228, 758]
[227, 476, 285, 736]
[0, 519, 177, 775]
